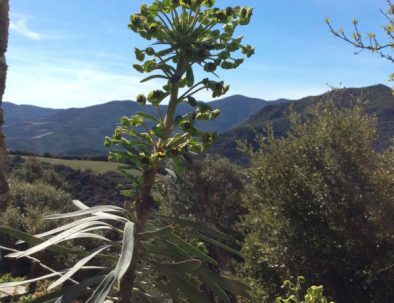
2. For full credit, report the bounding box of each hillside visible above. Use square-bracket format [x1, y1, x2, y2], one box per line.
[3, 102, 64, 124]
[3, 95, 267, 156]
[210, 84, 394, 163]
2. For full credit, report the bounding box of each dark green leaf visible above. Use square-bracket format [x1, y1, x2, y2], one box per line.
[140, 74, 169, 83]
[166, 232, 217, 265]
[154, 215, 234, 241]
[186, 66, 194, 87]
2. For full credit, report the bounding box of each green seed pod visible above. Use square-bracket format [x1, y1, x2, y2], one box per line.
[120, 116, 131, 126]
[114, 127, 122, 140]
[149, 22, 160, 34]
[204, 62, 217, 72]
[145, 47, 155, 56]
[225, 7, 234, 16]
[131, 14, 142, 27]
[134, 48, 145, 61]
[136, 94, 146, 105]
[215, 10, 227, 22]
[140, 4, 148, 15]
[104, 137, 112, 147]
[147, 90, 166, 105]
[211, 109, 221, 119]
[240, 6, 248, 18]
[206, 0, 215, 8]
[180, 0, 192, 7]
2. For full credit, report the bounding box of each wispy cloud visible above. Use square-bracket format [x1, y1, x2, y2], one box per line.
[3, 58, 161, 108]
[10, 17, 41, 40]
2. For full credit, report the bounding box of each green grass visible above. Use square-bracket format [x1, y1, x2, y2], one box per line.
[23, 156, 120, 173]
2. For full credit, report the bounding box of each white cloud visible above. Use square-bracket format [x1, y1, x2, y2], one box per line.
[10, 17, 41, 40]
[3, 61, 162, 108]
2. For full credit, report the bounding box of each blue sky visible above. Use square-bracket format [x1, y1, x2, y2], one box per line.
[4, 0, 392, 108]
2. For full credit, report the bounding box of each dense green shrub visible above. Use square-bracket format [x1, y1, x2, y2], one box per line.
[2, 179, 72, 234]
[242, 100, 394, 302]
[164, 156, 247, 239]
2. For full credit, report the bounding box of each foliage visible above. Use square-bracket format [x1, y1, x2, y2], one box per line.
[1, 178, 72, 234]
[0, 176, 74, 277]
[241, 99, 394, 302]
[326, 0, 394, 82]
[164, 155, 247, 239]
[1, 1, 254, 303]
[163, 155, 248, 293]
[275, 277, 334, 303]
[0, 274, 23, 283]
[7, 156, 127, 207]
[11, 157, 65, 189]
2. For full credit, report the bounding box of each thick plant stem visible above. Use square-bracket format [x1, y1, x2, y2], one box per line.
[119, 75, 181, 303]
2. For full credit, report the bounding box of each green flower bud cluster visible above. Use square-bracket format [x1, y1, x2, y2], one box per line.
[128, 1, 254, 74]
[147, 90, 167, 105]
[106, 0, 254, 201]
[203, 78, 230, 97]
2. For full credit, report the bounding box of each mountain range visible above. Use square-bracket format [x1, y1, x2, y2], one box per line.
[210, 84, 394, 163]
[3, 95, 268, 156]
[3, 84, 393, 160]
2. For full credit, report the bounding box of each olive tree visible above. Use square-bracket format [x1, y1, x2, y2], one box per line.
[0, 1, 254, 302]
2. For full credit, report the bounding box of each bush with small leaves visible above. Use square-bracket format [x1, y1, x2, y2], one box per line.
[242, 98, 394, 302]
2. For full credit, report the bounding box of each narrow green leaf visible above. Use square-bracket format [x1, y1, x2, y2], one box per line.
[86, 271, 116, 303]
[134, 111, 160, 123]
[167, 273, 209, 303]
[114, 221, 134, 281]
[152, 125, 167, 139]
[138, 226, 173, 240]
[206, 282, 231, 303]
[172, 157, 184, 176]
[156, 259, 202, 273]
[140, 74, 169, 83]
[55, 275, 105, 303]
[186, 65, 194, 87]
[46, 205, 124, 220]
[0, 226, 87, 257]
[181, 230, 243, 259]
[154, 215, 234, 241]
[6, 221, 110, 258]
[48, 245, 111, 291]
[73, 199, 89, 210]
[30, 215, 124, 242]
[166, 232, 217, 265]
[197, 268, 250, 298]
